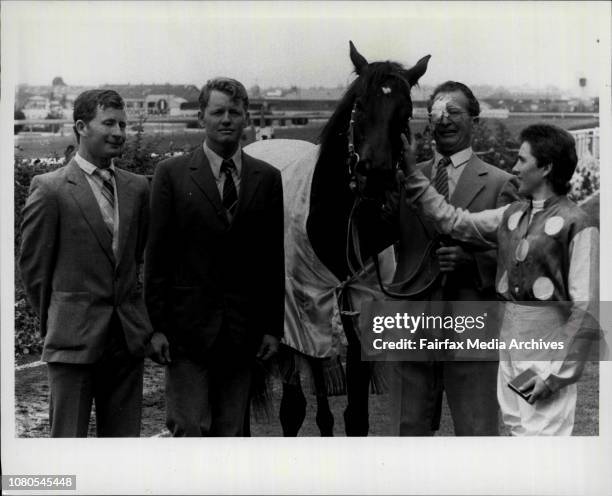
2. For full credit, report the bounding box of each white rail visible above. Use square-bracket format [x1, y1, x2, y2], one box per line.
[569, 127, 599, 160]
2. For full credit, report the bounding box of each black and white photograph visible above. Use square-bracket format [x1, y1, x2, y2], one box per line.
[1, 1, 611, 494]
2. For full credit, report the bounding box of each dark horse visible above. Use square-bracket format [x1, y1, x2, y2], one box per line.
[247, 42, 430, 436]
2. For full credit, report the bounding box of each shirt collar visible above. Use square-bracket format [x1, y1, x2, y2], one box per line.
[74, 153, 116, 176]
[203, 142, 242, 179]
[531, 194, 562, 209]
[434, 146, 473, 169]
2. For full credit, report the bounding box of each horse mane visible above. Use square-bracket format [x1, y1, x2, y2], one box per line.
[317, 60, 410, 162]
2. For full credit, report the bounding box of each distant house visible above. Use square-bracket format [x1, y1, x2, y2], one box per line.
[22, 95, 50, 119]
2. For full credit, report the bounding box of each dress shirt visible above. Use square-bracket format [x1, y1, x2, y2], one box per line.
[74, 153, 119, 258]
[203, 142, 242, 199]
[431, 146, 473, 198]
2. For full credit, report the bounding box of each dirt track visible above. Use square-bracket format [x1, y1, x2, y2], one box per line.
[15, 359, 599, 437]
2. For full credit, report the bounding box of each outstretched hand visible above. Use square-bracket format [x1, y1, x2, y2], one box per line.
[397, 133, 418, 185]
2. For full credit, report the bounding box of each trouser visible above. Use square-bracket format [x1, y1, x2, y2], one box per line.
[165, 333, 253, 437]
[497, 303, 577, 435]
[498, 360, 577, 436]
[391, 360, 499, 436]
[47, 318, 144, 437]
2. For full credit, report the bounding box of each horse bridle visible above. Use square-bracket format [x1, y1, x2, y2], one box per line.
[343, 80, 440, 300]
[345, 101, 410, 199]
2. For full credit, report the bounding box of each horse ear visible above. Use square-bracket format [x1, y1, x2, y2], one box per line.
[404, 54, 431, 86]
[349, 41, 369, 74]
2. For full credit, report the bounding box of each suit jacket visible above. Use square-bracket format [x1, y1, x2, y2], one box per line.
[19, 160, 153, 363]
[392, 154, 519, 300]
[144, 146, 284, 360]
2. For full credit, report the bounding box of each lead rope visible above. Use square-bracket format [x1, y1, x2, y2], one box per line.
[346, 195, 442, 300]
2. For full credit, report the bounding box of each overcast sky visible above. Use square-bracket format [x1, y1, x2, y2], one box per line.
[4, 1, 611, 96]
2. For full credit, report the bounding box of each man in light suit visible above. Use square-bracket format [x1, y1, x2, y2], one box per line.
[145, 77, 284, 436]
[388, 81, 519, 435]
[19, 89, 161, 437]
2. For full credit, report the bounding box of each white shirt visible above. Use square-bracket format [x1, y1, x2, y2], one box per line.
[431, 146, 473, 198]
[74, 153, 120, 258]
[203, 142, 242, 199]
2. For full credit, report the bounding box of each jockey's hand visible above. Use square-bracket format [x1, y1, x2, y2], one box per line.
[257, 334, 280, 361]
[398, 133, 418, 183]
[148, 331, 171, 365]
[436, 245, 475, 273]
[521, 375, 553, 404]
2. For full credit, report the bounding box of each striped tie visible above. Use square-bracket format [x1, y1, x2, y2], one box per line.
[95, 168, 115, 235]
[221, 159, 238, 218]
[433, 156, 451, 200]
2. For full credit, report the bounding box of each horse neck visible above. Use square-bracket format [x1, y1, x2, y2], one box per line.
[306, 142, 358, 282]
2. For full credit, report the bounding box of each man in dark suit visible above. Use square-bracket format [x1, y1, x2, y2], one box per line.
[389, 81, 519, 435]
[145, 77, 284, 436]
[19, 89, 159, 437]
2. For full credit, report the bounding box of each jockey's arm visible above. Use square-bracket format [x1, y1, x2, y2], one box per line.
[397, 135, 505, 248]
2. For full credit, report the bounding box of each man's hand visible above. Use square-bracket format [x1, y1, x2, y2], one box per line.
[147, 331, 171, 365]
[256, 334, 280, 361]
[520, 375, 553, 404]
[436, 245, 474, 272]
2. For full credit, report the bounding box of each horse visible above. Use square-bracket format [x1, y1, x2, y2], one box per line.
[245, 42, 430, 436]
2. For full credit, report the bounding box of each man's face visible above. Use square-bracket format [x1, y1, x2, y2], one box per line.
[77, 106, 127, 164]
[512, 141, 548, 197]
[200, 90, 248, 155]
[429, 90, 474, 156]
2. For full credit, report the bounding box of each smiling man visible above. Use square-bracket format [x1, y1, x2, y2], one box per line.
[145, 77, 284, 436]
[19, 89, 156, 437]
[388, 81, 519, 436]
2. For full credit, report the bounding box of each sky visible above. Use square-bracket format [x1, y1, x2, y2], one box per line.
[3, 1, 610, 97]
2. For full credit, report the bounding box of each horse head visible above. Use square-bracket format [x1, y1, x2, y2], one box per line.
[345, 41, 430, 200]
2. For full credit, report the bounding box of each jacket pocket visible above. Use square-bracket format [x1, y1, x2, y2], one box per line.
[45, 291, 91, 349]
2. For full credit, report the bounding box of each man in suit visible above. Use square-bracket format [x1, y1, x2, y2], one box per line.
[145, 77, 284, 436]
[389, 81, 519, 435]
[19, 89, 160, 437]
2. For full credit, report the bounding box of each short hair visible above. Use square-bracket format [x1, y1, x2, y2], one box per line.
[72, 89, 125, 143]
[198, 77, 249, 112]
[519, 124, 578, 195]
[427, 81, 480, 118]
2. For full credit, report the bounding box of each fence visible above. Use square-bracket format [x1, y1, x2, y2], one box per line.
[570, 127, 599, 160]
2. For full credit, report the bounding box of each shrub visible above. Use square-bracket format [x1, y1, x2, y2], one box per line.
[570, 155, 600, 203]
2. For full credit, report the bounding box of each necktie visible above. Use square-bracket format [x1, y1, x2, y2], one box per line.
[221, 159, 238, 218]
[433, 156, 451, 201]
[95, 168, 115, 235]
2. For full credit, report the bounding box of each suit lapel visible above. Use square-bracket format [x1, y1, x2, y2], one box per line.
[450, 155, 487, 208]
[232, 152, 262, 224]
[66, 160, 115, 265]
[188, 147, 228, 225]
[114, 168, 135, 266]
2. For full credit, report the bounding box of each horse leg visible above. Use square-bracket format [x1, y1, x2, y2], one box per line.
[279, 378, 307, 437]
[309, 358, 334, 436]
[343, 316, 371, 436]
